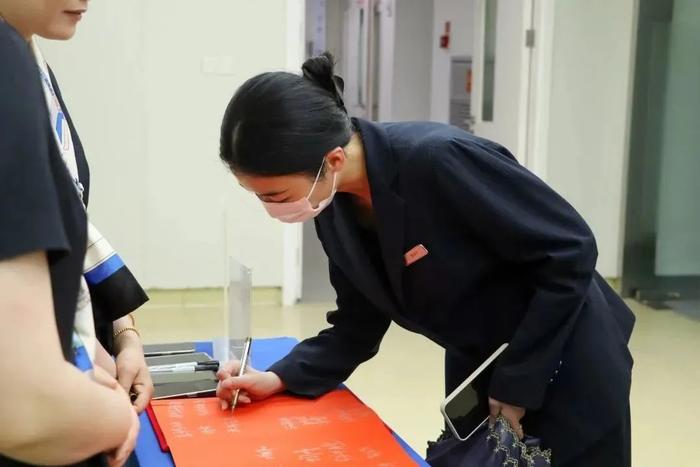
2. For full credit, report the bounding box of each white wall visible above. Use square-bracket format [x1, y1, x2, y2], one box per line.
[430, 0, 475, 123]
[544, 0, 637, 277]
[39, 0, 149, 281]
[391, 0, 434, 121]
[41, 0, 302, 288]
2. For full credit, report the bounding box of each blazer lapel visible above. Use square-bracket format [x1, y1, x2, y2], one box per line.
[357, 119, 407, 309]
[317, 197, 397, 314]
[315, 119, 410, 315]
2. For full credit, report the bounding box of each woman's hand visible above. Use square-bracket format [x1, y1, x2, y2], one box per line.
[488, 397, 526, 439]
[216, 360, 286, 410]
[114, 330, 153, 413]
[105, 403, 140, 467]
[89, 366, 140, 466]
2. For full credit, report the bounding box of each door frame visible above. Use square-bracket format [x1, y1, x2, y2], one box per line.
[281, 0, 307, 306]
[620, 0, 700, 304]
[525, 0, 555, 179]
[471, 0, 553, 173]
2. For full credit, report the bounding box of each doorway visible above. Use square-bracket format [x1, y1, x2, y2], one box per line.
[622, 0, 700, 311]
[470, 0, 536, 164]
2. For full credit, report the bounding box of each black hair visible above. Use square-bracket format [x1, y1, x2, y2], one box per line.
[219, 52, 353, 177]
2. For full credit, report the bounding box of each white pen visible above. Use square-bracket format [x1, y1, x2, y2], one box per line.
[148, 361, 219, 373]
[149, 366, 199, 374]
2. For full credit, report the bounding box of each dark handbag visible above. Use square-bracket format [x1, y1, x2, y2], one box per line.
[426, 416, 551, 467]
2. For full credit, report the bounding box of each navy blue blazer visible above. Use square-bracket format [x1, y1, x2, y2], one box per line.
[269, 119, 635, 462]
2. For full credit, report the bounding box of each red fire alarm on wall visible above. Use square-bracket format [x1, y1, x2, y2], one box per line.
[440, 21, 451, 49]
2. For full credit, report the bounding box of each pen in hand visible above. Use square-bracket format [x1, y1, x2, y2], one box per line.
[231, 337, 252, 413]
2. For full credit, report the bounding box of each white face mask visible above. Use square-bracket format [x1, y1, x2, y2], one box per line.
[262, 160, 338, 223]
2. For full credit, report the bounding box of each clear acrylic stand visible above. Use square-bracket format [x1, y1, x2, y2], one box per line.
[213, 258, 252, 362]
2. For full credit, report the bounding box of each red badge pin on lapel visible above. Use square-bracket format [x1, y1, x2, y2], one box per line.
[404, 244, 429, 266]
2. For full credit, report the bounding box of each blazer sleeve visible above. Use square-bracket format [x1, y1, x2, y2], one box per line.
[428, 136, 597, 410]
[0, 27, 70, 262]
[268, 259, 392, 398]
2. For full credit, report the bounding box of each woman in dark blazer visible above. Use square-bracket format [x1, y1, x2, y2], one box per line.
[1, 1, 150, 464]
[0, 2, 138, 465]
[215, 53, 635, 467]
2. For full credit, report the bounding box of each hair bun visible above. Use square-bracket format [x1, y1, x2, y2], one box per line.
[302, 52, 347, 112]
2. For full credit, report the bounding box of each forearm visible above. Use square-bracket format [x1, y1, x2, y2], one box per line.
[269, 326, 386, 398]
[489, 237, 597, 409]
[0, 252, 132, 463]
[275, 260, 392, 397]
[112, 314, 142, 355]
[1, 361, 131, 465]
[94, 339, 117, 377]
[111, 313, 154, 412]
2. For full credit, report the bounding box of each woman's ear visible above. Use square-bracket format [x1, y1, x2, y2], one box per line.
[324, 147, 346, 172]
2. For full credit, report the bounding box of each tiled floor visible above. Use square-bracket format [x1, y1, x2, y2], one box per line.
[136, 289, 700, 466]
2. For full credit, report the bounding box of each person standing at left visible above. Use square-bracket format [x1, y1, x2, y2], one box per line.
[1, 1, 152, 465]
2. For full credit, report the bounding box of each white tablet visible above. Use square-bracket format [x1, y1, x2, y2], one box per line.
[440, 343, 509, 441]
